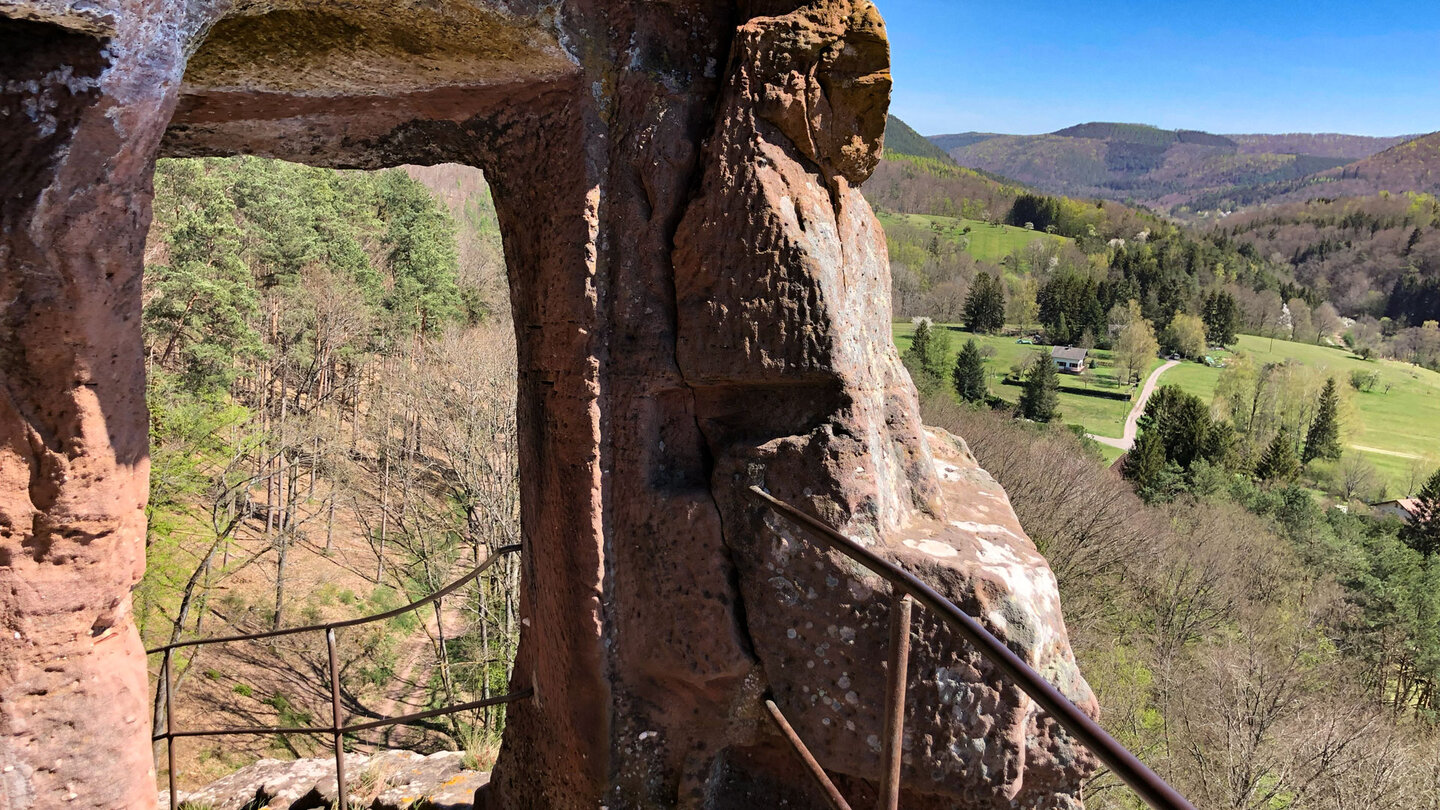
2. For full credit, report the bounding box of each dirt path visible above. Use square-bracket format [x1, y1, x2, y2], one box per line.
[363, 588, 470, 750]
[1090, 360, 1181, 452]
[1350, 443, 1422, 460]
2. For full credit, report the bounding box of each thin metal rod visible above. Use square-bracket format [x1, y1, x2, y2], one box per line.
[151, 689, 535, 741]
[748, 486, 1197, 810]
[164, 649, 177, 810]
[148, 545, 521, 654]
[155, 724, 333, 741]
[877, 595, 912, 810]
[327, 629, 347, 810]
[341, 689, 534, 734]
[764, 699, 854, 810]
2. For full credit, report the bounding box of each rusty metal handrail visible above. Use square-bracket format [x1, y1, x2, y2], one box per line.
[147, 544, 523, 655]
[747, 486, 1198, 810]
[151, 544, 526, 810]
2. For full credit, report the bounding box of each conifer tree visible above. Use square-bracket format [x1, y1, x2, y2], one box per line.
[1123, 429, 1167, 498]
[903, 318, 951, 396]
[964, 272, 1006, 334]
[906, 318, 934, 369]
[1018, 354, 1060, 423]
[1255, 427, 1302, 483]
[952, 339, 988, 403]
[1202, 290, 1239, 347]
[1303, 377, 1343, 463]
[1402, 468, 1440, 557]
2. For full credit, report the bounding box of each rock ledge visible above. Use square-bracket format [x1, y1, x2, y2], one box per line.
[161, 750, 486, 810]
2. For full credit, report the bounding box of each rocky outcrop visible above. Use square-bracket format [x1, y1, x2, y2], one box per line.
[1, 1, 1097, 808]
[163, 751, 488, 810]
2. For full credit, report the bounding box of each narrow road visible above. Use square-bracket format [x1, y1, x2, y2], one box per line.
[1090, 360, 1181, 452]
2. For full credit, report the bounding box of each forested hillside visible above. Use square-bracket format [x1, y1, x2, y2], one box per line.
[869, 122, 1307, 351]
[1230, 132, 1415, 159]
[1202, 131, 1440, 210]
[931, 122, 1412, 216]
[141, 157, 518, 787]
[1216, 192, 1440, 316]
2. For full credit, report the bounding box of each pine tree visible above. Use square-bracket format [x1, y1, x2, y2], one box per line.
[379, 169, 464, 338]
[906, 318, 934, 369]
[1303, 377, 1343, 463]
[1018, 354, 1060, 423]
[1202, 290, 1239, 347]
[1123, 429, 1167, 499]
[964, 273, 1005, 334]
[1402, 468, 1440, 557]
[903, 318, 951, 396]
[1255, 428, 1302, 483]
[1134, 385, 1218, 471]
[952, 339, 988, 403]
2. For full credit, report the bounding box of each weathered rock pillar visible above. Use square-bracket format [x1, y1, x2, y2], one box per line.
[0, 4, 194, 808]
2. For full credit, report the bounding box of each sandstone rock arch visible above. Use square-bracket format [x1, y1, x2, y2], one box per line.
[0, 2, 1097, 808]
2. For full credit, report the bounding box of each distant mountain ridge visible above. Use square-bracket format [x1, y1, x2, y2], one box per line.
[928, 121, 1426, 214]
[1053, 122, 1237, 149]
[1228, 132, 1415, 159]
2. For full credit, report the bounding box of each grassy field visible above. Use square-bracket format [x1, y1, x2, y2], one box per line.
[892, 325, 1440, 494]
[1140, 335, 1440, 493]
[877, 211, 1071, 265]
[893, 322, 1152, 440]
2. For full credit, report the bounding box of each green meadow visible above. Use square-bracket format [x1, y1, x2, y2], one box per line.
[893, 326, 1440, 493]
[892, 322, 1154, 441]
[877, 211, 1071, 265]
[1156, 335, 1440, 492]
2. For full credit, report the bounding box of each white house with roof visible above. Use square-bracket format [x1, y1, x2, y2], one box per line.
[1372, 498, 1421, 523]
[1051, 346, 1089, 374]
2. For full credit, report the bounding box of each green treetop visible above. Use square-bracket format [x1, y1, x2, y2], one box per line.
[1202, 290, 1239, 347]
[903, 318, 952, 396]
[1123, 428, 1169, 500]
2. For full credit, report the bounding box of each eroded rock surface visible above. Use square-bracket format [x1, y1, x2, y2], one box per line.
[1, 1, 1097, 808]
[163, 750, 487, 810]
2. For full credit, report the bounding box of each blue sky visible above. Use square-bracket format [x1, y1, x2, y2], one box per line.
[879, 0, 1440, 137]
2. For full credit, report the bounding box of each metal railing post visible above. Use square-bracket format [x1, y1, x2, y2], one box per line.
[327, 628, 347, 810]
[878, 594, 912, 810]
[746, 486, 1198, 810]
[146, 545, 524, 802]
[163, 649, 177, 810]
[764, 699, 853, 810]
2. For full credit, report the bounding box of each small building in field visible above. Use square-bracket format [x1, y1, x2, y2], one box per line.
[1051, 346, 1089, 374]
[1372, 498, 1421, 523]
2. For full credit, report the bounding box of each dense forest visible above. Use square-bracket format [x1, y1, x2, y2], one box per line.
[1197, 132, 1440, 211]
[141, 157, 518, 786]
[1216, 193, 1440, 317]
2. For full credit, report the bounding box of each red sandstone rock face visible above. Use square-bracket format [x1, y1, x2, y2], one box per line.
[1, 1, 1097, 808]
[672, 4, 1096, 806]
[0, 4, 198, 808]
